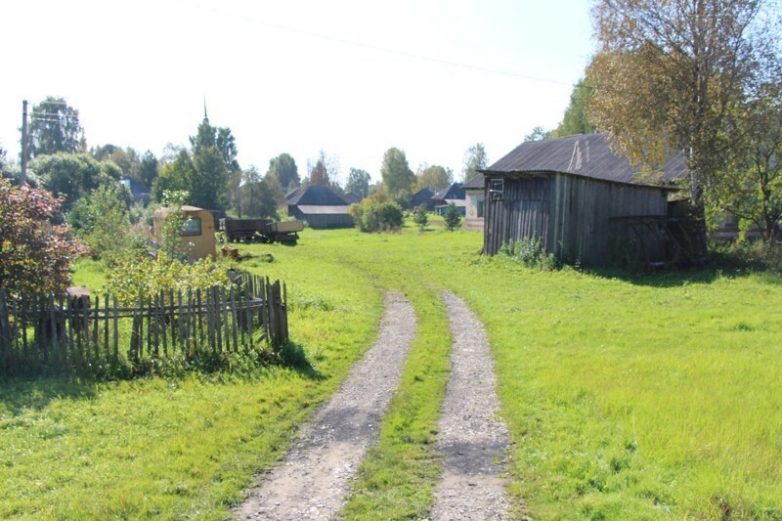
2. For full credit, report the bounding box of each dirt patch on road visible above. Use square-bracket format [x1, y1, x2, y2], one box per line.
[430, 292, 511, 521]
[236, 292, 416, 521]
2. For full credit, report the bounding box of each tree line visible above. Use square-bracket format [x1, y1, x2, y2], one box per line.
[525, 0, 782, 245]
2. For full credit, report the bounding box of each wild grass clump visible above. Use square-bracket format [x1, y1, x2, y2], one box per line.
[500, 237, 560, 270]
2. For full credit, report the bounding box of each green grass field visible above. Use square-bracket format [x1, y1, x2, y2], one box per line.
[3, 223, 782, 520]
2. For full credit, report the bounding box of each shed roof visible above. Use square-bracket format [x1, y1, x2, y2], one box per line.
[483, 133, 686, 188]
[463, 173, 484, 190]
[288, 185, 348, 206]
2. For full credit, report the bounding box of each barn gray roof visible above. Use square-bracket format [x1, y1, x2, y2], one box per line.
[463, 173, 484, 189]
[288, 185, 348, 206]
[483, 133, 687, 187]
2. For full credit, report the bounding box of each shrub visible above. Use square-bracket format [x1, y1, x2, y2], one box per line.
[349, 192, 404, 232]
[443, 203, 462, 231]
[0, 178, 86, 298]
[413, 205, 429, 230]
[69, 184, 145, 264]
[107, 252, 231, 306]
[500, 237, 560, 270]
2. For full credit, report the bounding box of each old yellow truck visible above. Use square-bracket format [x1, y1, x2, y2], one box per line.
[153, 205, 216, 260]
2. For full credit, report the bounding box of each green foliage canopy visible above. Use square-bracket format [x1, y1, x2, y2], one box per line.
[416, 164, 452, 191]
[381, 147, 415, 199]
[462, 143, 487, 182]
[33, 153, 119, 210]
[29, 97, 83, 157]
[348, 191, 404, 232]
[345, 168, 371, 199]
[267, 153, 300, 192]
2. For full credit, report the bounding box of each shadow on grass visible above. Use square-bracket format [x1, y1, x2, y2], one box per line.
[0, 378, 98, 417]
[582, 248, 782, 287]
[277, 341, 323, 381]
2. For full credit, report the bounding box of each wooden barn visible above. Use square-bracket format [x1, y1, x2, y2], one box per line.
[481, 134, 689, 266]
[286, 185, 353, 229]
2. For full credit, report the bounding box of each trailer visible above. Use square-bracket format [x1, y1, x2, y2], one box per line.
[219, 218, 304, 244]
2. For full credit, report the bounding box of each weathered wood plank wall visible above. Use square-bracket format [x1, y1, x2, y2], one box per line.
[484, 172, 669, 265]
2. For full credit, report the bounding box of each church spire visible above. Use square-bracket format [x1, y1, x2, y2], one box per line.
[203, 97, 209, 123]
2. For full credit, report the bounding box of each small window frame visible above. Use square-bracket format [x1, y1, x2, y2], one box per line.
[179, 216, 202, 237]
[489, 178, 504, 200]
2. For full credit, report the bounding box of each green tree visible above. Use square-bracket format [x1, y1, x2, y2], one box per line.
[550, 79, 596, 137]
[186, 115, 235, 209]
[32, 153, 118, 210]
[416, 164, 452, 191]
[381, 147, 415, 199]
[138, 151, 159, 189]
[192, 143, 228, 210]
[91, 145, 140, 180]
[348, 191, 404, 232]
[308, 151, 333, 186]
[29, 97, 83, 157]
[523, 127, 549, 143]
[443, 203, 462, 231]
[0, 178, 86, 299]
[463, 143, 487, 182]
[413, 205, 429, 230]
[345, 168, 371, 199]
[711, 83, 782, 241]
[267, 153, 300, 192]
[153, 150, 196, 201]
[68, 184, 136, 262]
[238, 166, 280, 218]
[588, 0, 780, 248]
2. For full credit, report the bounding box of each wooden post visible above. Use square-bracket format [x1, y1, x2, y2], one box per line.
[112, 294, 119, 364]
[0, 289, 9, 372]
[215, 287, 223, 353]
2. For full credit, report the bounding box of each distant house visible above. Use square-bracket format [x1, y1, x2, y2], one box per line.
[410, 188, 434, 210]
[481, 133, 688, 266]
[119, 177, 150, 205]
[287, 185, 353, 229]
[432, 182, 466, 215]
[463, 174, 485, 230]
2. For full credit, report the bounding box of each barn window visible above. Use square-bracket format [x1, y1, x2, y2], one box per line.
[477, 199, 485, 218]
[489, 178, 504, 200]
[180, 217, 202, 237]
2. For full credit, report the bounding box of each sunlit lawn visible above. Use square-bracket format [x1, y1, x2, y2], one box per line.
[3, 222, 782, 519]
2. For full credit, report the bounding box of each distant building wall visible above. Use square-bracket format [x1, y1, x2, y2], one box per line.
[464, 187, 485, 230]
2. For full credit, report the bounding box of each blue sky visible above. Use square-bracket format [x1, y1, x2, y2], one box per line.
[1, 0, 595, 183]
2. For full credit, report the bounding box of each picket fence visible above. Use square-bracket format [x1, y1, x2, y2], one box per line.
[0, 272, 288, 376]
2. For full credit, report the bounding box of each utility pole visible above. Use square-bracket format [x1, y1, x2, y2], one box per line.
[20, 99, 28, 183]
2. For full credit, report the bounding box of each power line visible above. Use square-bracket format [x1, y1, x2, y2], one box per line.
[196, 4, 579, 88]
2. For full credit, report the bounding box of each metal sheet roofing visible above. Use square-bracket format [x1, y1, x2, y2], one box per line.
[484, 133, 687, 187]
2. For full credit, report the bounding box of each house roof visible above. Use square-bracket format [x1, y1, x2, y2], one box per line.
[288, 185, 348, 206]
[285, 186, 303, 203]
[483, 133, 687, 188]
[410, 188, 433, 206]
[297, 205, 351, 215]
[432, 182, 465, 201]
[119, 177, 150, 199]
[463, 173, 484, 190]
